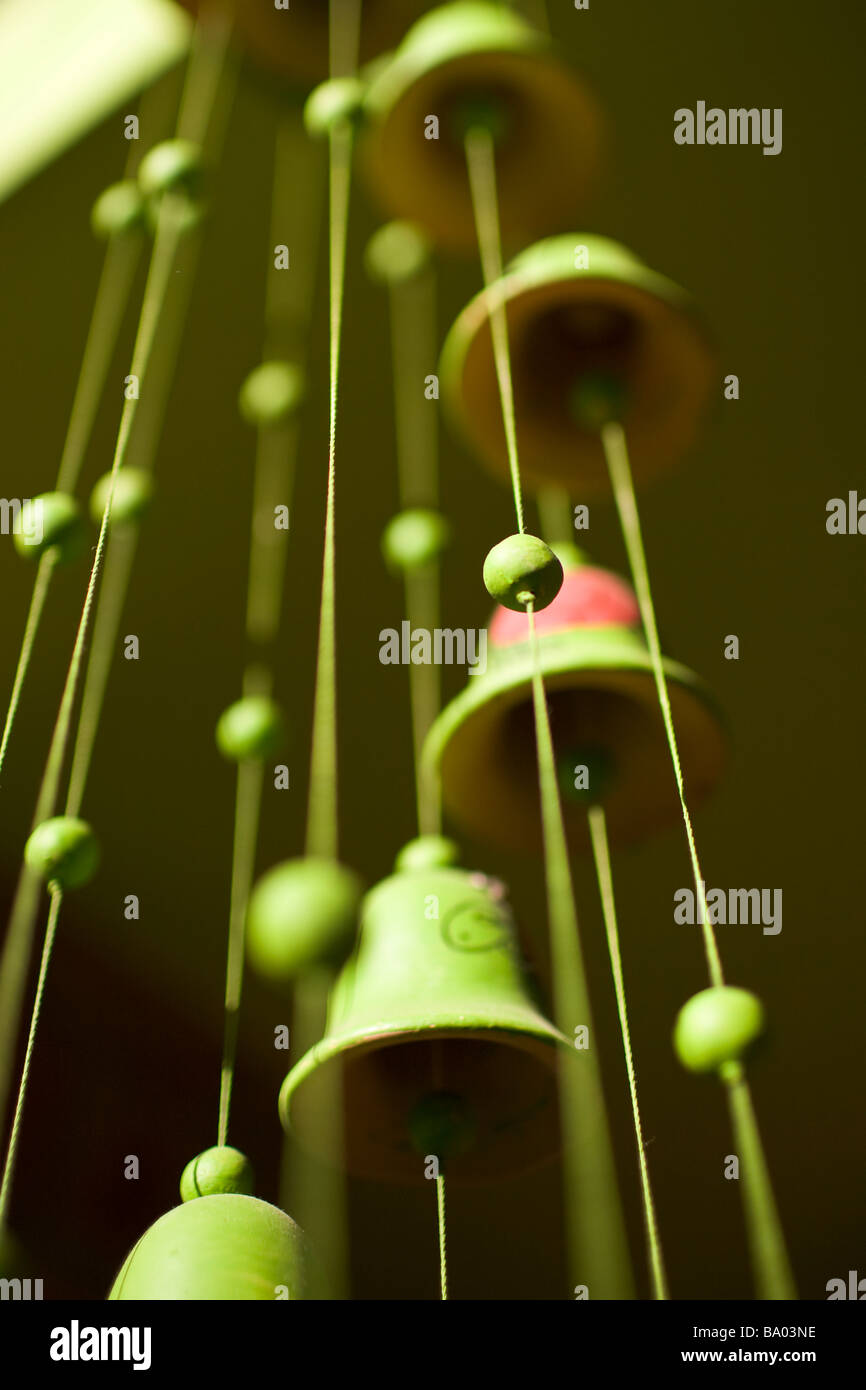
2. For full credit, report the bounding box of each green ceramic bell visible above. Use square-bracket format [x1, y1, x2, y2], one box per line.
[280, 859, 568, 1182]
[109, 1193, 308, 1300]
[440, 233, 717, 493]
[423, 555, 725, 852]
[361, 2, 603, 252]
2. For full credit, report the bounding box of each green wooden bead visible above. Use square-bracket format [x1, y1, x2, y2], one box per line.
[394, 835, 461, 872]
[180, 1146, 255, 1202]
[674, 986, 765, 1074]
[448, 92, 512, 145]
[558, 746, 616, 807]
[483, 533, 563, 611]
[12, 493, 86, 565]
[24, 817, 100, 890]
[216, 696, 285, 762]
[137, 139, 204, 199]
[90, 180, 146, 239]
[89, 469, 154, 527]
[238, 361, 305, 427]
[381, 509, 451, 572]
[246, 857, 363, 981]
[303, 77, 366, 138]
[109, 1194, 308, 1301]
[364, 221, 432, 285]
[408, 1091, 477, 1160]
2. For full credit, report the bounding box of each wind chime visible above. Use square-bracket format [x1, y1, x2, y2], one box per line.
[0, 0, 796, 1302]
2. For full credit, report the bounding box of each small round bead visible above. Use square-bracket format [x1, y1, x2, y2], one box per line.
[364, 221, 432, 286]
[303, 77, 365, 138]
[558, 746, 616, 806]
[238, 362, 305, 428]
[179, 1146, 255, 1202]
[674, 986, 765, 1075]
[381, 509, 451, 573]
[12, 493, 86, 565]
[25, 817, 100, 890]
[408, 1092, 476, 1160]
[137, 139, 204, 199]
[246, 857, 363, 980]
[90, 180, 147, 239]
[394, 835, 461, 873]
[215, 696, 286, 762]
[569, 372, 627, 431]
[89, 469, 154, 527]
[483, 533, 563, 612]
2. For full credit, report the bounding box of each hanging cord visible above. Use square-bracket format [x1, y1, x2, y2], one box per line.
[436, 1170, 448, 1301]
[386, 259, 443, 836]
[600, 420, 795, 1299]
[464, 110, 632, 1296]
[526, 606, 634, 1297]
[0, 12, 236, 1167]
[464, 127, 526, 533]
[587, 804, 668, 1299]
[0, 889, 63, 1232]
[216, 111, 324, 1148]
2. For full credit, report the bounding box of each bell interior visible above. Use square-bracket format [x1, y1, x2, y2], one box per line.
[291, 1030, 562, 1184]
[514, 300, 640, 437]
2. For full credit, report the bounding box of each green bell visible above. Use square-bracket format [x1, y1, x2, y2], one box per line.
[108, 1194, 308, 1300]
[362, 2, 603, 252]
[280, 862, 568, 1182]
[440, 233, 717, 493]
[422, 557, 726, 853]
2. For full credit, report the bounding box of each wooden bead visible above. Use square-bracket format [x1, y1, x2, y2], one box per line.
[304, 77, 365, 138]
[408, 1091, 477, 1159]
[246, 857, 363, 981]
[12, 493, 86, 565]
[394, 835, 461, 872]
[180, 1147, 255, 1202]
[24, 817, 100, 890]
[215, 696, 285, 762]
[90, 181, 146, 239]
[89, 469, 154, 527]
[364, 221, 432, 285]
[674, 986, 765, 1074]
[381, 509, 451, 572]
[238, 362, 305, 427]
[137, 139, 203, 199]
[483, 533, 563, 611]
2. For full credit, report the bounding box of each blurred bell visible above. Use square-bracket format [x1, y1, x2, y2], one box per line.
[108, 1194, 308, 1300]
[280, 862, 568, 1182]
[362, 2, 603, 252]
[423, 554, 726, 852]
[440, 233, 717, 492]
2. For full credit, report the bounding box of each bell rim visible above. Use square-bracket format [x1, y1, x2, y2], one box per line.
[422, 624, 727, 851]
[439, 233, 716, 490]
[362, 23, 603, 251]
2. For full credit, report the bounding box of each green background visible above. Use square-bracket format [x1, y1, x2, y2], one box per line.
[0, 0, 863, 1299]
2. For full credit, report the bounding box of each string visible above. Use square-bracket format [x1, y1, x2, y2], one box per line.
[600, 421, 723, 987]
[463, 106, 630, 1294]
[723, 1065, 797, 1299]
[217, 109, 323, 1146]
[436, 1171, 448, 1300]
[464, 127, 525, 533]
[304, 116, 353, 861]
[537, 487, 575, 550]
[526, 605, 634, 1296]
[0, 889, 63, 1232]
[0, 553, 55, 786]
[600, 421, 795, 1298]
[587, 804, 668, 1299]
[0, 73, 171, 787]
[0, 13, 234, 1155]
[386, 261, 442, 835]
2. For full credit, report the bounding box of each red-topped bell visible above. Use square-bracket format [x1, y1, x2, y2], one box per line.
[423, 552, 726, 852]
